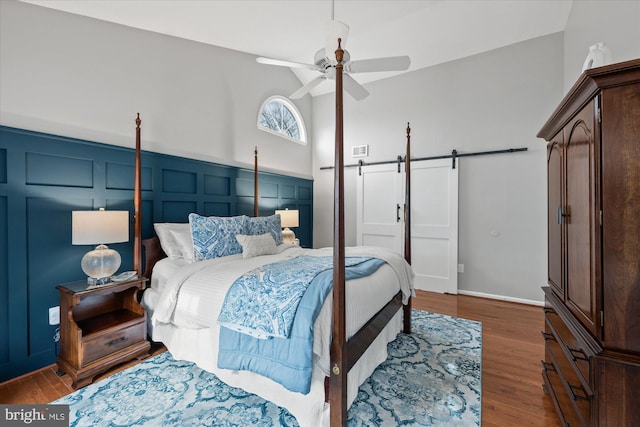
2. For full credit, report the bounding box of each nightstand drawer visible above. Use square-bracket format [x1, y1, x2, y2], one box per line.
[82, 321, 145, 365]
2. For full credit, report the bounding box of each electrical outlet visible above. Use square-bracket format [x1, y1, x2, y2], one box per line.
[49, 306, 60, 326]
[458, 264, 464, 273]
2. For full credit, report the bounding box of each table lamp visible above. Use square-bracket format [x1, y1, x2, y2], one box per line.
[72, 208, 129, 285]
[275, 208, 299, 244]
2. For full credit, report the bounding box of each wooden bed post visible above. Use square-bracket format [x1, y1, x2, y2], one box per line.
[134, 75, 412, 427]
[330, 38, 347, 427]
[133, 113, 142, 276]
[254, 146, 259, 217]
[403, 123, 412, 334]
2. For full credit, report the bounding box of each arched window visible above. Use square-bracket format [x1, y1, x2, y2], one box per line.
[257, 96, 307, 145]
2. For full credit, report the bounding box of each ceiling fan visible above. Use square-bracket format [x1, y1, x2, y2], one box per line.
[256, 6, 410, 101]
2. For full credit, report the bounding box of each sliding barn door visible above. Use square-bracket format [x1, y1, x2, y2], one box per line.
[410, 159, 459, 294]
[356, 164, 403, 253]
[356, 158, 459, 294]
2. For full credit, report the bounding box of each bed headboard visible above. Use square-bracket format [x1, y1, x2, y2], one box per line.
[141, 236, 164, 279]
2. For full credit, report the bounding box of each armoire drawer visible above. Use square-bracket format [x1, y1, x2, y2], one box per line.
[543, 363, 579, 427]
[545, 336, 591, 427]
[545, 305, 591, 389]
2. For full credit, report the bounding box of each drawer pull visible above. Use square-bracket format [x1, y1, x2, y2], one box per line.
[541, 360, 556, 373]
[568, 383, 588, 401]
[567, 347, 588, 361]
[540, 331, 556, 341]
[543, 307, 555, 314]
[107, 336, 128, 347]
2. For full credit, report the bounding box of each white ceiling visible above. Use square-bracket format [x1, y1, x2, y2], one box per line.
[21, 0, 573, 97]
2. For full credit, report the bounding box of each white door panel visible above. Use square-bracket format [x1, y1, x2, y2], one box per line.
[411, 166, 451, 225]
[356, 164, 403, 253]
[412, 238, 451, 278]
[411, 159, 458, 294]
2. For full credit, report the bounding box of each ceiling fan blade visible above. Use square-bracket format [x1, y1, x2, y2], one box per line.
[325, 19, 349, 59]
[346, 56, 411, 73]
[343, 74, 369, 101]
[256, 57, 319, 71]
[290, 75, 326, 99]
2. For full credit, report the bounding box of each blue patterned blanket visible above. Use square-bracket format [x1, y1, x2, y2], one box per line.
[217, 255, 385, 394]
[218, 255, 374, 339]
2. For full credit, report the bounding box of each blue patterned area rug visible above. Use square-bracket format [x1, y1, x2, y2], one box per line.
[53, 310, 481, 426]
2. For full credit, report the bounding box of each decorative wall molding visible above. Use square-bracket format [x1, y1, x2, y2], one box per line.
[0, 125, 313, 381]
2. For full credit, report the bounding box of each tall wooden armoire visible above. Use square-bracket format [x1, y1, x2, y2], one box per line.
[537, 58, 640, 426]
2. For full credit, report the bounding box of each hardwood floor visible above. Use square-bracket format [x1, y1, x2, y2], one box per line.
[412, 291, 561, 427]
[0, 290, 561, 426]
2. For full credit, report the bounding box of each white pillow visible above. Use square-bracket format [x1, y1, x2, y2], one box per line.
[154, 223, 193, 262]
[235, 233, 277, 259]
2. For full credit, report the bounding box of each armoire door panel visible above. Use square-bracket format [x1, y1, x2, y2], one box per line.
[564, 101, 598, 335]
[547, 139, 564, 298]
[601, 84, 640, 353]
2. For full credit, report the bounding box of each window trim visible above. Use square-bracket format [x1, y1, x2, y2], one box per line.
[257, 96, 307, 145]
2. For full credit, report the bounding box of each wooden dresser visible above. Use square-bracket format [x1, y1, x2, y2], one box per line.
[537, 59, 640, 426]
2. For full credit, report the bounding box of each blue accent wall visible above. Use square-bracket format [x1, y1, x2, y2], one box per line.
[0, 125, 313, 381]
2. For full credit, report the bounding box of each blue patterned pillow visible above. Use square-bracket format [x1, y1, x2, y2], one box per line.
[189, 213, 248, 260]
[246, 214, 283, 245]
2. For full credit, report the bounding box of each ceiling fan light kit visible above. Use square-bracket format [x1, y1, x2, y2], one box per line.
[256, 12, 410, 101]
[325, 19, 350, 58]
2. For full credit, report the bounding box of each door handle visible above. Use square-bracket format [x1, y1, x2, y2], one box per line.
[558, 206, 570, 224]
[397, 204, 401, 222]
[557, 206, 563, 224]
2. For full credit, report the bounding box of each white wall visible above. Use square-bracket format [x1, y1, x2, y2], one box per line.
[563, 0, 640, 92]
[0, 0, 313, 179]
[4, 0, 638, 304]
[312, 33, 564, 303]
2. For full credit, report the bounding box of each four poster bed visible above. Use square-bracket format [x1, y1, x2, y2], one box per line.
[132, 40, 414, 427]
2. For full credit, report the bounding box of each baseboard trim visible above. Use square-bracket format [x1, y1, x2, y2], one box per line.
[458, 290, 544, 307]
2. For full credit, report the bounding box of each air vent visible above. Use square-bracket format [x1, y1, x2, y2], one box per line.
[352, 145, 368, 158]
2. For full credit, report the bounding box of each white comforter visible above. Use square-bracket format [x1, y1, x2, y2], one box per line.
[143, 245, 414, 427]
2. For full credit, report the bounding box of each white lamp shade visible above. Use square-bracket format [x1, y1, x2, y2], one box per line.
[275, 209, 299, 228]
[72, 210, 129, 245]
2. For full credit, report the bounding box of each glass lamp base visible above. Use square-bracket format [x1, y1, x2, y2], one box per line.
[81, 244, 121, 283]
[282, 228, 296, 244]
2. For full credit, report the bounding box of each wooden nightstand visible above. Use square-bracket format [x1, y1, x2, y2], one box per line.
[56, 277, 150, 389]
